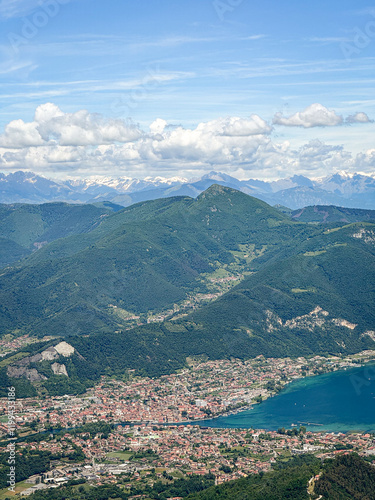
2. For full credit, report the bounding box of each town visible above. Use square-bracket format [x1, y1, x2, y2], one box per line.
[1, 351, 375, 497]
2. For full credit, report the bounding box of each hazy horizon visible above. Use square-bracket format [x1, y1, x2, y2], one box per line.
[1, 167, 375, 183]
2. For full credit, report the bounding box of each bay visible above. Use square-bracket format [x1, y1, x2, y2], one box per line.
[193, 363, 375, 432]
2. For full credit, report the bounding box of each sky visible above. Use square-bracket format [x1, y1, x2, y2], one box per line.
[0, 0, 374, 180]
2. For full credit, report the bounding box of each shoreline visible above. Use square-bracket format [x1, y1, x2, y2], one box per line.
[17, 360, 375, 437]
[172, 358, 375, 427]
[3, 356, 375, 440]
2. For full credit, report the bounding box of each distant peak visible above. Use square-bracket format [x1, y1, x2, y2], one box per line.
[201, 171, 239, 182]
[198, 183, 237, 198]
[290, 174, 314, 187]
[321, 171, 356, 183]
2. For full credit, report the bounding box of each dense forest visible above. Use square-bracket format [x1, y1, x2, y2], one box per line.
[315, 454, 375, 499]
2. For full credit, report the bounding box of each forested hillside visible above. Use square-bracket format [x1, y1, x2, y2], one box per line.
[0, 185, 312, 336]
[0, 202, 112, 266]
[291, 205, 375, 224]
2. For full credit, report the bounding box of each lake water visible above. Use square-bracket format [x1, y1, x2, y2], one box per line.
[194, 363, 375, 432]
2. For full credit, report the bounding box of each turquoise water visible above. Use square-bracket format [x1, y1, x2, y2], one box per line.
[194, 363, 375, 432]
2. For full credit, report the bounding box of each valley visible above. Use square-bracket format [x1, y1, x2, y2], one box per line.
[0, 185, 375, 499]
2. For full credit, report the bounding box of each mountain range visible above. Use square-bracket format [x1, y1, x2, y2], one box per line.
[0, 185, 374, 396]
[1, 170, 375, 209]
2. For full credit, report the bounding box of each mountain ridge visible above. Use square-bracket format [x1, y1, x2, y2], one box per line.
[1, 170, 375, 209]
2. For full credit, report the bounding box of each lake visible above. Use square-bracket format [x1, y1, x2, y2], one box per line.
[193, 363, 375, 432]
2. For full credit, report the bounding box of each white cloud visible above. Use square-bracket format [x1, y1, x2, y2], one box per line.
[204, 116, 272, 137]
[346, 112, 372, 124]
[273, 104, 373, 129]
[0, 103, 142, 148]
[0, 119, 43, 148]
[0, 102, 373, 179]
[149, 118, 167, 135]
[136, 116, 271, 166]
[36, 103, 142, 146]
[273, 103, 343, 128]
[354, 149, 375, 171]
[297, 139, 353, 171]
[34, 102, 64, 123]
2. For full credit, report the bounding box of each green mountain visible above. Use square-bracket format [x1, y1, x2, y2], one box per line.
[90, 201, 125, 212]
[0, 202, 112, 267]
[291, 205, 375, 224]
[0, 185, 310, 337]
[52, 219, 374, 384]
[314, 453, 375, 499]
[82, 220, 375, 361]
[185, 221, 375, 355]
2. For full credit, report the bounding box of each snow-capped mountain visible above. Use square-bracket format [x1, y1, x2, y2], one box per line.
[0, 171, 75, 203]
[316, 172, 375, 195]
[0, 170, 374, 209]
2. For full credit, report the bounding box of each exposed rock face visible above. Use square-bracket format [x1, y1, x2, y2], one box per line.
[352, 229, 375, 244]
[266, 306, 360, 333]
[332, 318, 357, 330]
[362, 331, 375, 341]
[16, 354, 42, 366]
[14, 342, 75, 366]
[6, 342, 76, 383]
[7, 366, 47, 382]
[40, 347, 60, 361]
[54, 342, 75, 357]
[284, 307, 330, 330]
[51, 363, 68, 376]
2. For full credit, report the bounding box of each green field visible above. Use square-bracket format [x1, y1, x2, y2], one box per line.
[106, 451, 132, 461]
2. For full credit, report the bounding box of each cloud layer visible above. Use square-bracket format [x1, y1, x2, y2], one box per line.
[0, 103, 373, 179]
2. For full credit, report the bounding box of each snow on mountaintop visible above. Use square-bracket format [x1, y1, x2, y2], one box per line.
[65, 175, 188, 193]
[0, 170, 375, 209]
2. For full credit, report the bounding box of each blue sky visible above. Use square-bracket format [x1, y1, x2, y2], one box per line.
[0, 0, 374, 179]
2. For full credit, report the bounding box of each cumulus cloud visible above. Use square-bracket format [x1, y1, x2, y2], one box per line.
[0, 106, 273, 170]
[140, 116, 271, 165]
[354, 149, 375, 171]
[199, 115, 272, 137]
[0, 103, 142, 149]
[273, 103, 343, 128]
[273, 104, 372, 128]
[297, 139, 354, 171]
[149, 118, 167, 135]
[0, 102, 373, 179]
[34, 102, 64, 124]
[0, 119, 44, 148]
[34, 103, 142, 146]
[346, 112, 372, 124]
